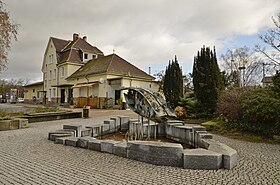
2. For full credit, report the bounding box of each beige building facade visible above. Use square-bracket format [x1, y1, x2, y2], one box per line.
[23, 81, 44, 103]
[25, 33, 159, 108]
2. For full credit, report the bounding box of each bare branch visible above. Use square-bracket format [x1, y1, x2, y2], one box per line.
[0, 0, 19, 72]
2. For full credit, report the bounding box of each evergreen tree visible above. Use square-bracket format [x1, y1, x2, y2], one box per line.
[163, 56, 183, 108]
[193, 46, 222, 114]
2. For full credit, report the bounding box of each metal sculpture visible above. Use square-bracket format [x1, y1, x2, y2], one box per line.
[120, 87, 176, 123]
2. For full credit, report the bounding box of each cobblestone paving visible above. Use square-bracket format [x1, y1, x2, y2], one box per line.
[0, 110, 279, 184]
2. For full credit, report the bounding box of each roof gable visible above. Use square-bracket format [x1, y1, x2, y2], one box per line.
[24, 81, 43, 87]
[67, 54, 154, 80]
[50, 37, 70, 51]
[48, 36, 104, 65]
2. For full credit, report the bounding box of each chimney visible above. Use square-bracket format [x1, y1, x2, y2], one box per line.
[73, 33, 79, 41]
[82, 36, 87, 42]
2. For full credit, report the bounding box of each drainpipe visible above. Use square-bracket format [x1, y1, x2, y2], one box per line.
[85, 75, 89, 106]
[57, 66, 59, 104]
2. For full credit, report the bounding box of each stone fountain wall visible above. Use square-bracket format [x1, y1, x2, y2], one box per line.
[48, 116, 238, 170]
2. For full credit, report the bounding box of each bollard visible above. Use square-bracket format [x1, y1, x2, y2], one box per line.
[83, 108, 90, 118]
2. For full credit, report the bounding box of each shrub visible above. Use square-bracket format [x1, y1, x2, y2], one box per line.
[179, 93, 199, 118]
[174, 106, 187, 119]
[217, 87, 280, 136]
[217, 88, 251, 121]
[272, 72, 280, 97]
[241, 88, 280, 135]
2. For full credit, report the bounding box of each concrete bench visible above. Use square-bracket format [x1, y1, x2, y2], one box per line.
[127, 141, 183, 167]
[100, 140, 119, 154]
[77, 137, 96, 148]
[183, 148, 222, 170]
[88, 139, 102, 151]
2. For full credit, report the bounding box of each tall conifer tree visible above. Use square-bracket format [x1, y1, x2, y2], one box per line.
[193, 46, 222, 114]
[163, 56, 183, 108]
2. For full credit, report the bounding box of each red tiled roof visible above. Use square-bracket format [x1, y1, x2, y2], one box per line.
[50, 36, 104, 65]
[51, 37, 70, 51]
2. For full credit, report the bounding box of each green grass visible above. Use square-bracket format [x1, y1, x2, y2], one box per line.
[0, 106, 61, 119]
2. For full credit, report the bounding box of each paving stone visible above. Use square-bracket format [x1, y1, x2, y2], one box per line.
[1, 110, 279, 185]
[183, 148, 222, 170]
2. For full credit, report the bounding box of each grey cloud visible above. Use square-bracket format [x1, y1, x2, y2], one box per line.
[1, 0, 279, 82]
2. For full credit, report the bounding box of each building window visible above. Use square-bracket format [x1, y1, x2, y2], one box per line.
[49, 89, 52, 99]
[84, 53, 88, 59]
[54, 69, 56, 80]
[49, 54, 53, 64]
[52, 88, 56, 97]
[61, 67, 65, 77]
[33, 89, 35, 93]
[49, 70, 52, 80]
[92, 55, 96, 59]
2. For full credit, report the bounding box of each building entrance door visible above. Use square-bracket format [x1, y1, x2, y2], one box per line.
[115, 90, 120, 105]
[60, 89, 65, 103]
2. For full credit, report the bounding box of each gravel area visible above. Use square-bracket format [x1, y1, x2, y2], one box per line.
[0, 109, 279, 185]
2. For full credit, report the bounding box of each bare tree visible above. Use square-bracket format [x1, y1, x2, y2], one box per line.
[220, 46, 263, 86]
[256, 13, 280, 66]
[0, 78, 29, 98]
[0, 1, 19, 71]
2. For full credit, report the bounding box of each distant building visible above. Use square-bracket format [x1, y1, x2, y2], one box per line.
[261, 76, 273, 86]
[23, 81, 44, 103]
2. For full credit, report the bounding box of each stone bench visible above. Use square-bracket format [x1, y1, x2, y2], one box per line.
[127, 141, 183, 167]
[183, 148, 222, 170]
[100, 140, 119, 154]
[77, 136, 96, 148]
[200, 139, 238, 169]
[65, 137, 79, 147]
[0, 119, 29, 131]
[88, 139, 102, 151]
[48, 130, 76, 141]
[21, 112, 82, 123]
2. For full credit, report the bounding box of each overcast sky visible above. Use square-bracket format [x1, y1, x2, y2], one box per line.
[1, 0, 279, 83]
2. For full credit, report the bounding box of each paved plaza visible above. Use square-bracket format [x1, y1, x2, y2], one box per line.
[0, 109, 279, 184]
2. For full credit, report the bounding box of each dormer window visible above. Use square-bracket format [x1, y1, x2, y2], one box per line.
[83, 53, 96, 62]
